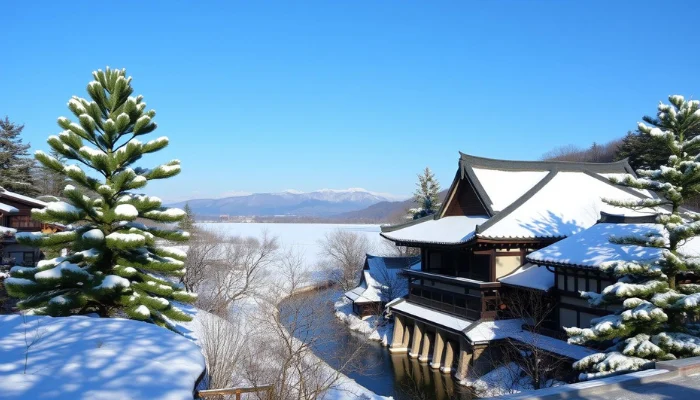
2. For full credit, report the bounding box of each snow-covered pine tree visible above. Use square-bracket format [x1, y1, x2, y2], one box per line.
[179, 203, 195, 231]
[566, 95, 700, 380]
[0, 117, 37, 195]
[5, 67, 196, 330]
[409, 167, 441, 220]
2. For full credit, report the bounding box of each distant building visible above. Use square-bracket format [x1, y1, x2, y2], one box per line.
[381, 153, 655, 381]
[0, 187, 62, 267]
[345, 254, 420, 317]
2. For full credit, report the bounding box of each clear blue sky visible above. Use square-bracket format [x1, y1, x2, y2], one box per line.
[3, 1, 699, 203]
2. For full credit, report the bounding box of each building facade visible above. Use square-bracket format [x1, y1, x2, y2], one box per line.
[0, 188, 56, 267]
[381, 153, 656, 383]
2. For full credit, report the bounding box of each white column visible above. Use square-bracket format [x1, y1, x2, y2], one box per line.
[455, 338, 473, 381]
[440, 340, 455, 374]
[430, 331, 445, 369]
[418, 331, 432, 363]
[408, 322, 424, 359]
[389, 315, 408, 354]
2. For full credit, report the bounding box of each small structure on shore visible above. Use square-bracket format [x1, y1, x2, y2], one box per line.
[345, 254, 420, 317]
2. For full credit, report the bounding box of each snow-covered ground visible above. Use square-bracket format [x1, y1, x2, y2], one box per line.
[198, 222, 384, 270]
[188, 223, 391, 399]
[465, 362, 565, 398]
[334, 297, 393, 346]
[0, 314, 205, 400]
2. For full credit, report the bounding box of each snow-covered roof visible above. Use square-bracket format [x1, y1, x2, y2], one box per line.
[477, 171, 655, 240]
[0, 202, 19, 214]
[382, 153, 656, 245]
[0, 314, 205, 400]
[381, 215, 488, 245]
[527, 222, 700, 269]
[0, 187, 47, 208]
[345, 254, 420, 303]
[498, 263, 554, 291]
[0, 226, 17, 237]
[466, 319, 595, 359]
[388, 299, 595, 358]
[366, 254, 420, 272]
[471, 168, 549, 212]
[388, 298, 475, 332]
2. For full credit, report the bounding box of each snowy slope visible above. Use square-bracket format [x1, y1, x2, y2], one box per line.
[0, 315, 205, 400]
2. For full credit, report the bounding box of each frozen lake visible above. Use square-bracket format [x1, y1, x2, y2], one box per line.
[195, 222, 387, 269]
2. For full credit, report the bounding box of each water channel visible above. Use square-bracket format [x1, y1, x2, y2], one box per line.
[279, 287, 474, 400]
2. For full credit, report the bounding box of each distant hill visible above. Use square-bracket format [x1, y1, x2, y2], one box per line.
[169, 188, 402, 219]
[333, 190, 449, 223]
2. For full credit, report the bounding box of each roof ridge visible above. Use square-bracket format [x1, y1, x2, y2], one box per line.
[365, 253, 420, 259]
[459, 152, 634, 173]
[380, 213, 437, 233]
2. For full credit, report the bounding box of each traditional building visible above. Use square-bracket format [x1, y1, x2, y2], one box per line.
[0, 187, 59, 267]
[345, 254, 420, 317]
[381, 153, 657, 382]
[526, 213, 698, 331]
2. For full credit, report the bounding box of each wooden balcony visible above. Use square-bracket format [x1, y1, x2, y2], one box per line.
[404, 270, 501, 321]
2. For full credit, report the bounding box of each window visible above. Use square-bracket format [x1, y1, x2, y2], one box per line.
[8, 215, 42, 229]
[470, 253, 490, 281]
[559, 308, 578, 328]
[8, 251, 35, 266]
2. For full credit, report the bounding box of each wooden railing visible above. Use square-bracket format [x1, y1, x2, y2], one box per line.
[197, 384, 273, 399]
[405, 270, 501, 321]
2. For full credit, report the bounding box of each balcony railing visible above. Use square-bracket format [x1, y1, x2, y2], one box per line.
[404, 269, 501, 321]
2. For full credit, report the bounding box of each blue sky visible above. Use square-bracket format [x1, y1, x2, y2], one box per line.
[3, 1, 699, 203]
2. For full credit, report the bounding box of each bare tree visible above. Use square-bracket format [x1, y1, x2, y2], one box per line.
[238, 253, 374, 400]
[198, 233, 278, 317]
[496, 289, 569, 390]
[181, 229, 222, 293]
[197, 312, 247, 391]
[374, 262, 409, 304]
[318, 230, 372, 292]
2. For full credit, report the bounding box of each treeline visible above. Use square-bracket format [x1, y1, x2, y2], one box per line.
[0, 117, 65, 198]
[541, 111, 700, 208]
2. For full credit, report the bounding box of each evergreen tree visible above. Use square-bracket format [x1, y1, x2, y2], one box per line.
[409, 167, 441, 220]
[0, 117, 37, 195]
[179, 203, 195, 231]
[567, 95, 700, 380]
[32, 149, 68, 198]
[5, 67, 195, 330]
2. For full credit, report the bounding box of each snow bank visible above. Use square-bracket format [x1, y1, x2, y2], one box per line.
[0, 314, 205, 400]
[334, 297, 393, 346]
[464, 362, 565, 397]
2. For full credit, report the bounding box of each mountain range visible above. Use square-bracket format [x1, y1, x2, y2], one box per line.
[168, 188, 409, 220]
[169, 188, 450, 222]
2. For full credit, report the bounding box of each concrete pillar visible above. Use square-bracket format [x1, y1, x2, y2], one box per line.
[470, 344, 487, 377]
[430, 331, 445, 369]
[389, 315, 408, 354]
[408, 322, 424, 359]
[455, 338, 473, 381]
[418, 331, 432, 363]
[402, 324, 411, 348]
[440, 340, 455, 374]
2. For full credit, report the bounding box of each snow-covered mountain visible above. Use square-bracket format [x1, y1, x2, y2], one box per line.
[169, 188, 401, 218]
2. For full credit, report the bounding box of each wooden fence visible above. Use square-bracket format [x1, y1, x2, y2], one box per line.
[197, 384, 273, 399]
